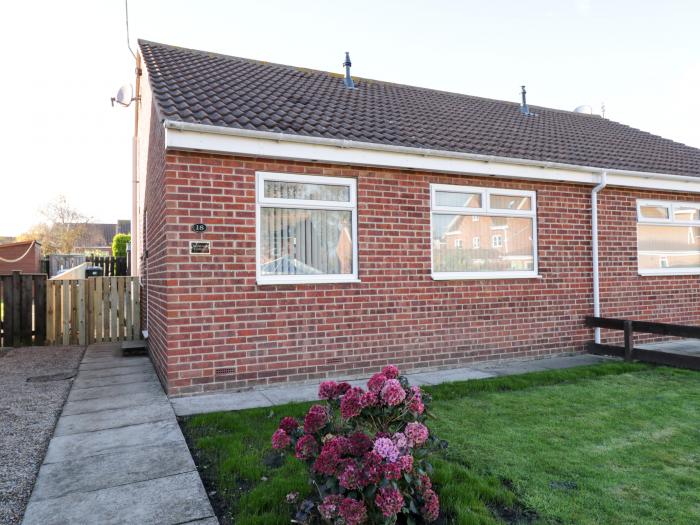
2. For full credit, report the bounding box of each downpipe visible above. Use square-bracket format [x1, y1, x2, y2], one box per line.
[591, 172, 607, 343]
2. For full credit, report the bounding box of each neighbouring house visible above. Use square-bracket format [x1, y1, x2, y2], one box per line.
[132, 40, 700, 396]
[74, 220, 131, 255]
[0, 240, 42, 274]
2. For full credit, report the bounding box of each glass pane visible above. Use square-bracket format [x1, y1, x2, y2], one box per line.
[673, 206, 700, 222]
[432, 214, 534, 273]
[639, 205, 669, 220]
[260, 208, 353, 275]
[638, 224, 700, 270]
[264, 180, 350, 202]
[435, 191, 482, 208]
[490, 194, 532, 211]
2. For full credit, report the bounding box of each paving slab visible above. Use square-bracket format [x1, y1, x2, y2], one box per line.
[23, 471, 213, 525]
[171, 390, 272, 417]
[62, 390, 166, 416]
[79, 357, 150, 370]
[45, 418, 183, 464]
[72, 370, 156, 389]
[55, 402, 173, 436]
[411, 368, 495, 385]
[75, 363, 154, 380]
[30, 441, 195, 502]
[68, 379, 163, 402]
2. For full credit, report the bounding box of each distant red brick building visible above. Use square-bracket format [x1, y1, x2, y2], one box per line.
[133, 41, 700, 396]
[0, 240, 42, 274]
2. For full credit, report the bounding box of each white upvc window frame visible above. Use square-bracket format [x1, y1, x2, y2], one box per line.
[255, 172, 359, 285]
[636, 198, 700, 276]
[430, 184, 539, 280]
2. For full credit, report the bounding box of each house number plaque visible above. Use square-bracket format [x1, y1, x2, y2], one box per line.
[192, 223, 207, 232]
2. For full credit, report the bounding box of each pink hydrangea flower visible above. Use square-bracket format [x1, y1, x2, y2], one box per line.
[392, 432, 408, 451]
[279, 416, 299, 434]
[380, 379, 406, 406]
[340, 387, 364, 419]
[295, 434, 318, 460]
[349, 432, 373, 456]
[367, 372, 387, 393]
[303, 404, 329, 433]
[373, 437, 400, 462]
[382, 365, 400, 379]
[360, 390, 378, 408]
[318, 380, 338, 400]
[375, 487, 404, 517]
[271, 429, 291, 449]
[318, 494, 342, 520]
[399, 454, 414, 472]
[405, 421, 429, 447]
[338, 497, 367, 525]
[360, 451, 383, 485]
[335, 382, 352, 396]
[408, 386, 425, 414]
[421, 488, 440, 522]
[339, 460, 364, 490]
[383, 461, 402, 480]
[313, 436, 350, 476]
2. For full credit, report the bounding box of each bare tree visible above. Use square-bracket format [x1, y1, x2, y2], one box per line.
[17, 195, 91, 254]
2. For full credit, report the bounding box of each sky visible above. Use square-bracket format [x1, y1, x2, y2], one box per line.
[2, 0, 699, 236]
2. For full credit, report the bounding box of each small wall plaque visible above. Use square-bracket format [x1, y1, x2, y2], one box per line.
[192, 223, 207, 232]
[189, 241, 211, 255]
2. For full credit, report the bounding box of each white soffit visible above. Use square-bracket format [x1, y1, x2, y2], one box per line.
[163, 121, 700, 194]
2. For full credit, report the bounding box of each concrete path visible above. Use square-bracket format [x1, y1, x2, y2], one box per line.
[637, 338, 700, 356]
[22, 344, 217, 525]
[172, 353, 610, 416]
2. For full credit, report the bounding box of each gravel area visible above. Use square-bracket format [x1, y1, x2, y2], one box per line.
[0, 345, 84, 525]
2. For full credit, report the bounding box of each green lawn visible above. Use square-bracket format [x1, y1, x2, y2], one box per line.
[181, 363, 700, 524]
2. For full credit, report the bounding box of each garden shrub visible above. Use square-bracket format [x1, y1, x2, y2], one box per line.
[111, 233, 131, 257]
[271, 365, 444, 524]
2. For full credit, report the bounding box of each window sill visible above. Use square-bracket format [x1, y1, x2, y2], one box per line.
[638, 270, 700, 277]
[432, 272, 542, 280]
[257, 277, 361, 286]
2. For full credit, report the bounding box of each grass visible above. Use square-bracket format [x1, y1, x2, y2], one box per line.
[181, 363, 700, 524]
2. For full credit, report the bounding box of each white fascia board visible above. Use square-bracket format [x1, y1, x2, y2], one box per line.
[163, 121, 700, 193]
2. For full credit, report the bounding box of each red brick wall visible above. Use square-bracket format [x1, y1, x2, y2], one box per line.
[0, 241, 41, 275]
[143, 150, 700, 396]
[142, 104, 169, 386]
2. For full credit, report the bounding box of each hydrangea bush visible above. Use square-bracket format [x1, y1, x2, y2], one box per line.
[271, 365, 444, 524]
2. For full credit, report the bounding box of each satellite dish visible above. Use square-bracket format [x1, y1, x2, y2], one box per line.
[111, 84, 135, 107]
[574, 105, 593, 114]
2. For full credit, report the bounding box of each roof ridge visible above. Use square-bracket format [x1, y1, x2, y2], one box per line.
[138, 39, 607, 118]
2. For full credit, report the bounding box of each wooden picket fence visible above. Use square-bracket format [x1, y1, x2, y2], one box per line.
[46, 277, 141, 345]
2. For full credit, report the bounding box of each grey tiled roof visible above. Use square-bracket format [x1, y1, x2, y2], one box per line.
[139, 40, 700, 178]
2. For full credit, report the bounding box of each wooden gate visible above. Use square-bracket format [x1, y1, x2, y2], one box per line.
[0, 272, 47, 347]
[46, 277, 141, 345]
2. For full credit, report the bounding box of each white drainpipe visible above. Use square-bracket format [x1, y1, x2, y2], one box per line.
[591, 171, 608, 343]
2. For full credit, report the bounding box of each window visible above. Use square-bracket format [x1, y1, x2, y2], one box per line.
[256, 172, 358, 284]
[430, 184, 538, 279]
[454, 239, 463, 249]
[637, 199, 700, 275]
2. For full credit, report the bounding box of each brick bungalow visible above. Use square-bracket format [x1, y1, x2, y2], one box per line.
[132, 40, 700, 396]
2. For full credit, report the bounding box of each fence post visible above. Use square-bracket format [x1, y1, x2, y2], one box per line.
[623, 320, 634, 362]
[11, 271, 21, 346]
[35, 275, 46, 345]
